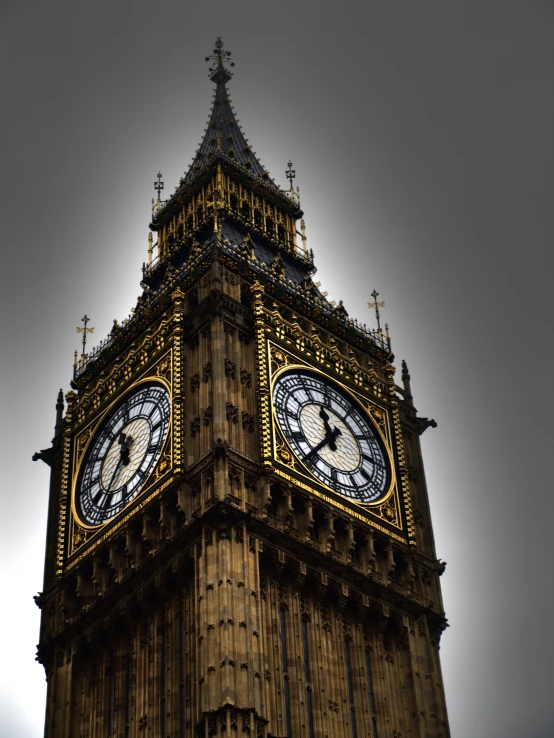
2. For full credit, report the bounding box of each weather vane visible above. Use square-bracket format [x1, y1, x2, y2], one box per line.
[205, 37, 234, 82]
[76, 314, 94, 358]
[368, 289, 385, 334]
[154, 172, 164, 202]
[286, 161, 296, 191]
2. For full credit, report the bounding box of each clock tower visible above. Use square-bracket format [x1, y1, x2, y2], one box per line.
[35, 39, 450, 738]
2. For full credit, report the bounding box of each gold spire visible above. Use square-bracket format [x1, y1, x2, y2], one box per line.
[76, 314, 94, 360]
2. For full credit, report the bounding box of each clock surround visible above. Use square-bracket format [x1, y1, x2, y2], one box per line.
[272, 366, 392, 504]
[73, 380, 171, 529]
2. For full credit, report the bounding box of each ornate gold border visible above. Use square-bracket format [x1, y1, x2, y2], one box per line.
[252, 281, 272, 467]
[68, 355, 173, 555]
[270, 359, 396, 500]
[269, 351, 403, 519]
[67, 477, 175, 570]
[269, 467, 408, 544]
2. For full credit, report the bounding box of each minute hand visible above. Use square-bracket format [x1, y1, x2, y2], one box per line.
[106, 457, 123, 492]
[304, 436, 332, 465]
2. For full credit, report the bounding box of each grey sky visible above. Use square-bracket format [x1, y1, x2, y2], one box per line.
[1, 2, 553, 736]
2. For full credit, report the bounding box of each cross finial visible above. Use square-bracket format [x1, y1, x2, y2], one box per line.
[368, 290, 385, 333]
[286, 161, 296, 191]
[76, 314, 95, 358]
[206, 37, 235, 84]
[154, 172, 164, 202]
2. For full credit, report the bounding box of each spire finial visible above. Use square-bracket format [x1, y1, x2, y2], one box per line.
[154, 172, 164, 203]
[206, 37, 234, 84]
[368, 290, 385, 334]
[286, 161, 296, 192]
[401, 360, 414, 406]
[76, 314, 94, 359]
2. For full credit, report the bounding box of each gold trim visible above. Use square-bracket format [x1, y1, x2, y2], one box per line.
[56, 392, 76, 577]
[252, 281, 272, 467]
[270, 467, 408, 544]
[71, 313, 173, 433]
[269, 359, 398, 511]
[69, 362, 173, 534]
[171, 287, 185, 475]
[67, 477, 175, 570]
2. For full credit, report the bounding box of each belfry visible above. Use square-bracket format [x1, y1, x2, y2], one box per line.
[35, 39, 450, 737]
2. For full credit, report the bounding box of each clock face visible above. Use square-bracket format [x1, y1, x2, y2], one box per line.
[273, 370, 390, 503]
[76, 383, 171, 526]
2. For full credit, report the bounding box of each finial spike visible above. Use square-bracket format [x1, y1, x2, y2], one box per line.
[286, 161, 296, 191]
[55, 390, 64, 436]
[148, 231, 153, 267]
[401, 360, 414, 406]
[368, 289, 385, 334]
[301, 218, 307, 257]
[154, 172, 164, 202]
[76, 315, 94, 358]
[206, 37, 235, 84]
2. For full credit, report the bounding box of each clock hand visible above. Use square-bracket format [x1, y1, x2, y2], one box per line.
[118, 431, 134, 466]
[318, 406, 342, 452]
[304, 436, 331, 464]
[106, 457, 123, 492]
[319, 406, 332, 435]
[106, 432, 133, 493]
[327, 426, 342, 452]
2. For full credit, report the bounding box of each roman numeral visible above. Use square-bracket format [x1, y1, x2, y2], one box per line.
[363, 453, 383, 469]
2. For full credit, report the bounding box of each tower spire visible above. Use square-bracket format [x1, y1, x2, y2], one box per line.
[180, 39, 271, 188]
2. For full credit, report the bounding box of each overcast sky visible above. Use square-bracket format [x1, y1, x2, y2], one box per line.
[1, 2, 553, 737]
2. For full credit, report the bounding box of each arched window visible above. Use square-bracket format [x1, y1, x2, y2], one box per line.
[160, 627, 167, 737]
[344, 639, 358, 738]
[179, 615, 186, 738]
[124, 654, 133, 738]
[302, 618, 315, 738]
[107, 665, 115, 735]
[279, 607, 292, 737]
[365, 649, 379, 738]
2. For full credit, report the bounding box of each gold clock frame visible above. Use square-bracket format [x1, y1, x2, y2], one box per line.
[66, 353, 175, 566]
[251, 279, 415, 545]
[267, 348, 408, 540]
[270, 361, 397, 505]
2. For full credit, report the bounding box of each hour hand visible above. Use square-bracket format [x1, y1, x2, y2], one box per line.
[118, 432, 134, 466]
[328, 426, 342, 452]
[319, 406, 331, 434]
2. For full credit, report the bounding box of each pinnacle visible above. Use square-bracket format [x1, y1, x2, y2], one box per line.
[180, 39, 279, 192]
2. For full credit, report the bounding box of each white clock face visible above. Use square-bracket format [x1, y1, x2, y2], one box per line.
[273, 370, 389, 502]
[76, 383, 171, 526]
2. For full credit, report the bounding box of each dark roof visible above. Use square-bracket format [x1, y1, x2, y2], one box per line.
[183, 76, 267, 186]
[220, 221, 308, 285]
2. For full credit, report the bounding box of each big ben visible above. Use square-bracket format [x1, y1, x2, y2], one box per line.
[35, 38, 450, 738]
